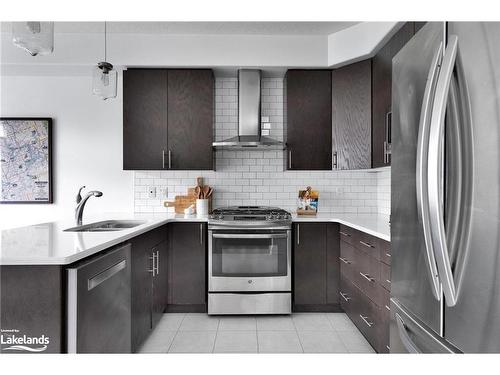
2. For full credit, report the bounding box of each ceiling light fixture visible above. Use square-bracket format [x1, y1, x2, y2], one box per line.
[12, 22, 54, 56]
[92, 21, 117, 100]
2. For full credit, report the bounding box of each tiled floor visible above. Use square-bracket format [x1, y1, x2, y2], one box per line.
[138, 312, 375, 353]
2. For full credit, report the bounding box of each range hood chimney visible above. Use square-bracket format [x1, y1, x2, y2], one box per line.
[212, 69, 285, 150]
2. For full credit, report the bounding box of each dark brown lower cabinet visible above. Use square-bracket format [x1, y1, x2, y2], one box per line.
[167, 223, 207, 312]
[293, 223, 340, 312]
[0, 266, 64, 353]
[339, 226, 391, 353]
[131, 226, 168, 353]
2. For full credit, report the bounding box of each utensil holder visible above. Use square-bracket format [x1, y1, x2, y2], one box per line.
[196, 199, 209, 217]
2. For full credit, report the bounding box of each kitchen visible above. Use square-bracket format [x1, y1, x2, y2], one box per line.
[1, 1, 499, 372]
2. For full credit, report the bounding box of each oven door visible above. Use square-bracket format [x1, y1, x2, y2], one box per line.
[208, 229, 291, 292]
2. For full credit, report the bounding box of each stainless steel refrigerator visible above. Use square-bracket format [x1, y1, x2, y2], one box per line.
[391, 22, 500, 353]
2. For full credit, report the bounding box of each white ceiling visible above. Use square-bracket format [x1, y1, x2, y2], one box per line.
[2, 21, 359, 36]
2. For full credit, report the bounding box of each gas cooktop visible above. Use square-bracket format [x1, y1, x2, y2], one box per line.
[208, 206, 292, 228]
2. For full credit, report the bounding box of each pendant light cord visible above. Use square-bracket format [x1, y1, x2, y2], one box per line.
[104, 21, 107, 62]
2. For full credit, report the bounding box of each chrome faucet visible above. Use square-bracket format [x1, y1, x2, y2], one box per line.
[75, 186, 103, 226]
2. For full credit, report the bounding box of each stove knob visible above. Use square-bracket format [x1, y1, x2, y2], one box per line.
[266, 214, 273, 220]
[218, 214, 224, 220]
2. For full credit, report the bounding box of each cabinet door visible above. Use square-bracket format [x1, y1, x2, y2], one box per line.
[332, 60, 372, 170]
[326, 223, 340, 304]
[372, 22, 414, 168]
[285, 70, 332, 170]
[293, 223, 327, 306]
[168, 223, 207, 308]
[123, 69, 167, 170]
[167, 70, 214, 170]
[131, 239, 153, 352]
[151, 240, 168, 328]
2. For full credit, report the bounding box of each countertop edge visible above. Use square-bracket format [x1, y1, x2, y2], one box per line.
[1, 214, 389, 266]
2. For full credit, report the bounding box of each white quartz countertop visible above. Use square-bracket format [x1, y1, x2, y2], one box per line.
[0, 212, 389, 265]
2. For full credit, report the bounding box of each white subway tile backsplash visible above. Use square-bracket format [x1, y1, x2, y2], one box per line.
[134, 77, 391, 216]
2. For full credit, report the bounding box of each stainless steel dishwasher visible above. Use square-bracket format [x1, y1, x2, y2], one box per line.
[67, 243, 131, 353]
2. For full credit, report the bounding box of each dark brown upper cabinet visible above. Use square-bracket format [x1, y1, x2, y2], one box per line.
[123, 69, 214, 170]
[332, 60, 372, 170]
[284, 70, 332, 170]
[371, 22, 416, 168]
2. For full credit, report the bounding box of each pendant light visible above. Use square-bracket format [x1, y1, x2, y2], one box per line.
[12, 22, 54, 56]
[92, 22, 117, 100]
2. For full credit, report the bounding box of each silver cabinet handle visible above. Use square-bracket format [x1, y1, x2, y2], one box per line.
[332, 151, 338, 170]
[427, 35, 461, 307]
[339, 257, 351, 264]
[386, 345, 390, 351]
[359, 240, 374, 248]
[359, 272, 375, 282]
[386, 253, 391, 258]
[162, 150, 166, 169]
[200, 223, 203, 245]
[339, 231, 350, 237]
[296, 224, 300, 245]
[395, 313, 420, 353]
[384, 112, 392, 164]
[340, 292, 351, 302]
[149, 253, 155, 274]
[288, 150, 292, 169]
[415, 38, 443, 302]
[360, 315, 373, 328]
[386, 279, 391, 284]
[168, 150, 172, 169]
[88, 259, 127, 291]
[156, 250, 159, 276]
[385, 305, 391, 311]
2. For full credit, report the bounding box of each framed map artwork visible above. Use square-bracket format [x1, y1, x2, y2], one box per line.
[0, 118, 53, 203]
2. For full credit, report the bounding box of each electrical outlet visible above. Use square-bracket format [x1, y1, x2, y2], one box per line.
[159, 187, 168, 198]
[148, 186, 157, 199]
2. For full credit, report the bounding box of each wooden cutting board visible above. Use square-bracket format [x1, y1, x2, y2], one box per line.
[164, 194, 196, 214]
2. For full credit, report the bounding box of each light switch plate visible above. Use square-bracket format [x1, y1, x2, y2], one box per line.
[148, 186, 157, 199]
[159, 187, 168, 198]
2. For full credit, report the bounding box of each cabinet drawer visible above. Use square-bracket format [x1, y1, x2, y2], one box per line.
[355, 291, 380, 351]
[355, 248, 384, 306]
[381, 262, 391, 292]
[340, 241, 356, 284]
[355, 232, 381, 260]
[379, 288, 391, 353]
[339, 276, 357, 315]
[380, 240, 391, 265]
[339, 225, 356, 246]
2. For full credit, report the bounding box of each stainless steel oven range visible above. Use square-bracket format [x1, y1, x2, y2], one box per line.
[208, 206, 292, 315]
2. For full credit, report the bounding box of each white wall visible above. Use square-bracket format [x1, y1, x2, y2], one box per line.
[0, 73, 133, 229]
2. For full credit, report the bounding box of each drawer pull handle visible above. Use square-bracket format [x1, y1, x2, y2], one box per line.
[385, 305, 391, 311]
[339, 231, 351, 237]
[360, 272, 375, 282]
[339, 257, 352, 264]
[359, 240, 374, 248]
[386, 279, 391, 284]
[386, 345, 390, 350]
[340, 292, 351, 302]
[386, 253, 391, 257]
[360, 315, 374, 327]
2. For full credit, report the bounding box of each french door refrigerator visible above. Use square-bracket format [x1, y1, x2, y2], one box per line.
[391, 22, 500, 353]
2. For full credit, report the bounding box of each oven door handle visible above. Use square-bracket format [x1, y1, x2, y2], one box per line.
[212, 233, 288, 239]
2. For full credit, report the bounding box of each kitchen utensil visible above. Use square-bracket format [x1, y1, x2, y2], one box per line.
[202, 185, 210, 199]
[195, 186, 202, 199]
[205, 187, 213, 198]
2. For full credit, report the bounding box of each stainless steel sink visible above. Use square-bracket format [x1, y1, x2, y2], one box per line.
[64, 220, 147, 232]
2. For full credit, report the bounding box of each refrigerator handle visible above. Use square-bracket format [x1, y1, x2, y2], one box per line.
[415, 41, 443, 301]
[395, 313, 421, 353]
[427, 35, 460, 307]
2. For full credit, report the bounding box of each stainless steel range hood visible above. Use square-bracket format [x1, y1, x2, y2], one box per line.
[212, 69, 285, 150]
